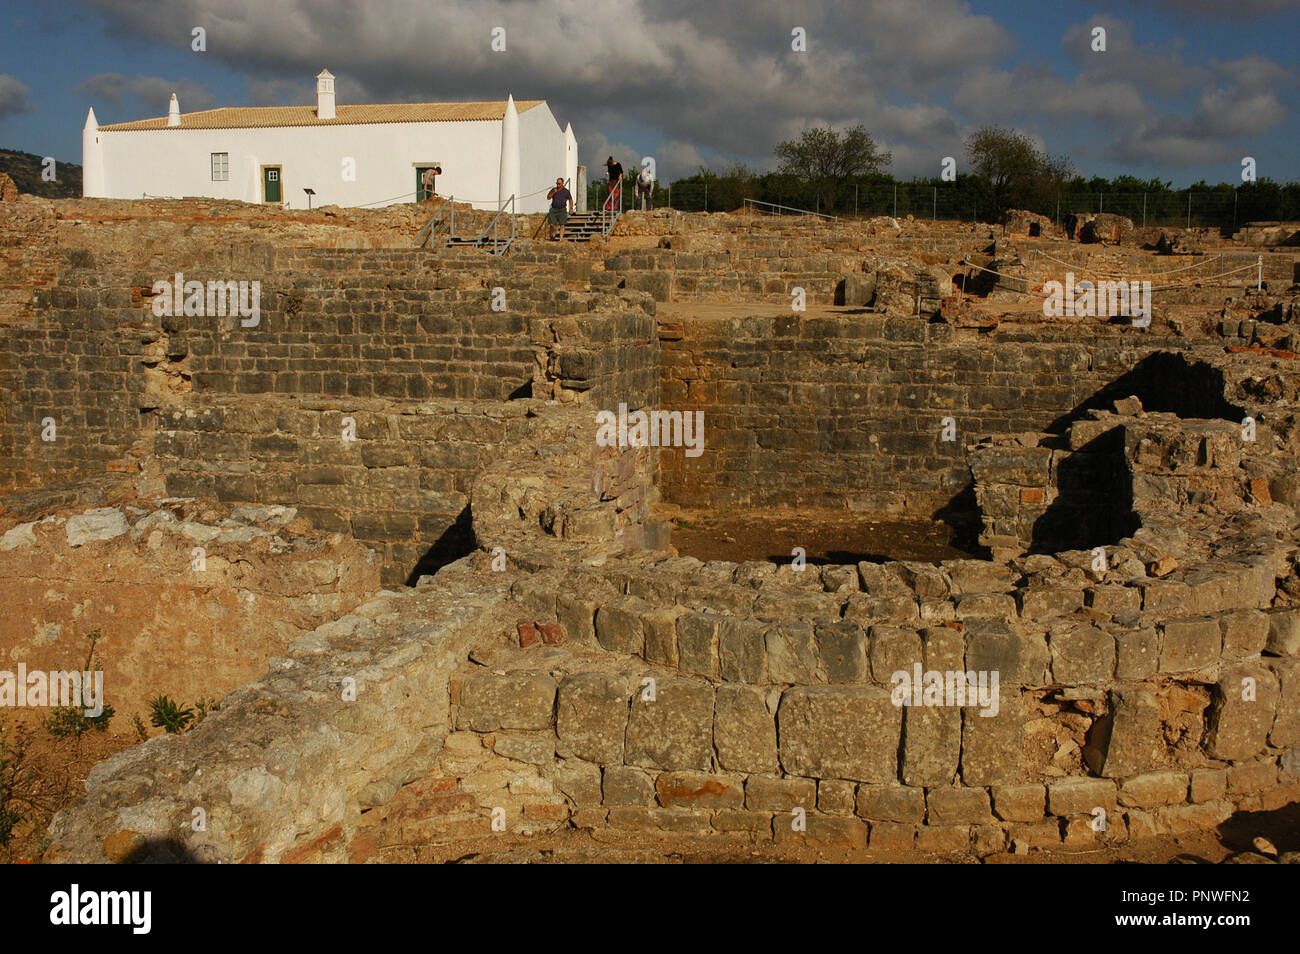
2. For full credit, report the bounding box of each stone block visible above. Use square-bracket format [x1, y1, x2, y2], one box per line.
[765, 619, 821, 683]
[556, 672, 633, 763]
[745, 775, 816, 812]
[602, 766, 656, 807]
[1114, 627, 1159, 680]
[1118, 771, 1188, 808]
[926, 787, 993, 825]
[778, 685, 900, 782]
[816, 619, 869, 682]
[553, 760, 602, 807]
[713, 685, 778, 775]
[595, 596, 648, 655]
[655, 771, 745, 809]
[818, 779, 857, 815]
[1047, 776, 1117, 816]
[1227, 760, 1277, 795]
[1266, 608, 1300, 655]
[915, 825, 971, 852]
[868, 625, 922, 685]
[1204, 663, 1279, 761]
[639, 605, 682, 668]
[868, 821, 916, 850]
[992, 784, 1046, 822]
[856, 785, 925, 822]
[1049, 623, 1115, 684]
[624, 679, 714, 771]
[1159, 617, 1221, 674]
[960, 687, 1024, 785]
[1189, 769, 1227, 804]
[902, 702, 961, 787]
[1221, 610, 1269, 657]
[718, 617, 767, 683]
[1085, 687, 1161, 778]
[457, 672, 556, 731]
[1018, 587, 1085, 620]
[1086, 584, 1142, 617]
[1270, 658, 1300, 748]
[964, 621, 1049, 685]
[675, 612, 722, 678]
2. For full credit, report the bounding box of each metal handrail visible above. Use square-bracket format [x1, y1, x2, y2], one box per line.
[412, 195, 455, 248]
[742, 197, 837, 221]
[472, 194, 516, 255]
[601, 178, 622, 237]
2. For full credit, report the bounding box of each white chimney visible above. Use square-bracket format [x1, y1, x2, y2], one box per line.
[316, 69, 336, 120]
[167, 93, 181, 127]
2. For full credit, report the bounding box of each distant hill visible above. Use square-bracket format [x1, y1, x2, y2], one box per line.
[0, 149, 82, 198]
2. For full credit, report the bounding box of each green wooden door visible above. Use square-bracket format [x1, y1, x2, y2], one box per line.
[263, 166, 281, 203]
[416, 167, 433, 201]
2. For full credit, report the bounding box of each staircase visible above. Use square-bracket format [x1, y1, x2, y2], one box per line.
[550, 211, 615, 242]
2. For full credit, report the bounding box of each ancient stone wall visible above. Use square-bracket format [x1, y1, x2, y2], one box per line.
[0, 498, 379, 726]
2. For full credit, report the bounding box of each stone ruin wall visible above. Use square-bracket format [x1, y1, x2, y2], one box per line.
[2, 193, 1296, 860]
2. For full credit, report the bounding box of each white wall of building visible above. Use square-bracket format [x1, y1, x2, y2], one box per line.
[90, 107, 570, 214]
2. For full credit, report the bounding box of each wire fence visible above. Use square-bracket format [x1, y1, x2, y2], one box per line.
[617, 177, 1299, 232]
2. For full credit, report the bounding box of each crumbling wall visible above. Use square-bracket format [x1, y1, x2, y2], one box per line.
[0, 497, 379, 726]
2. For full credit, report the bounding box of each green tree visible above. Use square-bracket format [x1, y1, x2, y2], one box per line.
[965, 125, 1073, 219]
[775, 125, 892, 212]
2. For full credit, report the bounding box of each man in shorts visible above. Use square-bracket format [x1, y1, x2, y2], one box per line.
[546, 177, 574, 240]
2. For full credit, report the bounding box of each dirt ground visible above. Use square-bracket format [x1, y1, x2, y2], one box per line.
[403, 801, 1300, 865]
[664, 507, 974, 565]
[0, 713, 138, 864]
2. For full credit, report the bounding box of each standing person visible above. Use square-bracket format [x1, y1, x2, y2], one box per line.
[1064, 211, 1078, 241]
[605, 156, 624, 211]
[421, 165, 442, 199]
[546, 177, 574, 240]
[636, 166, 654, 211]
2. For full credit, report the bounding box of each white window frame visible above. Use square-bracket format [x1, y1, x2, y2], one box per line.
[211, 152, 229, 182]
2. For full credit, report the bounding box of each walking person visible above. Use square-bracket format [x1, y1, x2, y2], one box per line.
[1064, 211, 1078, 241]
[546, 177, 574, 240]
[605, 156, 624, 212]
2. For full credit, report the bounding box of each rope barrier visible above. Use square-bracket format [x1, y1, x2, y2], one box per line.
[956, 256, 1263, 298]
[1036, 248, 1224, 279]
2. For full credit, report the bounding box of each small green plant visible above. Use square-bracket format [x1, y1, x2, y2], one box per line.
[131, 714, 149, 743]
[148, 696, 195, 734]
[193, 697, 221, 726]
[43, 627, 114, 739]
[0, 726, 40, 849]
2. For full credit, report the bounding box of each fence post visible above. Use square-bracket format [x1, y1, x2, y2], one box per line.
[1187, 191, 1191, 229]
[704, 181, 708, 212]
[893, 183, 897, 219]
[1142, 193, 1146, 228]
[1258, 255, 1263, 291]
[854, 184, 858, 217]
[933, 188, 936, 221]
[1055, 198, 1060, 226]
[1234, 190, 1238, 232]
[667, 184, 671, 210]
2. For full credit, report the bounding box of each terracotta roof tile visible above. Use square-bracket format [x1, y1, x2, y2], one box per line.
[100, 100, 544, 131]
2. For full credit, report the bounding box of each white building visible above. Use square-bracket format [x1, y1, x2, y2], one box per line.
[82, 70, 578, 214]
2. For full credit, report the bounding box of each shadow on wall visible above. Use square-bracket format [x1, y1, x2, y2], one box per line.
[404, 504, 476, 586]
[1030, 428, 1137, 553]
[1047, 351, 1246, 434]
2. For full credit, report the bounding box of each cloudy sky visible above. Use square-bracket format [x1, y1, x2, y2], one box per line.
[1, 0, 1296, 185]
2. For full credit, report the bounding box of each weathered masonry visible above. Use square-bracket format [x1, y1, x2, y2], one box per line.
[2, 192, 1299, 861]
